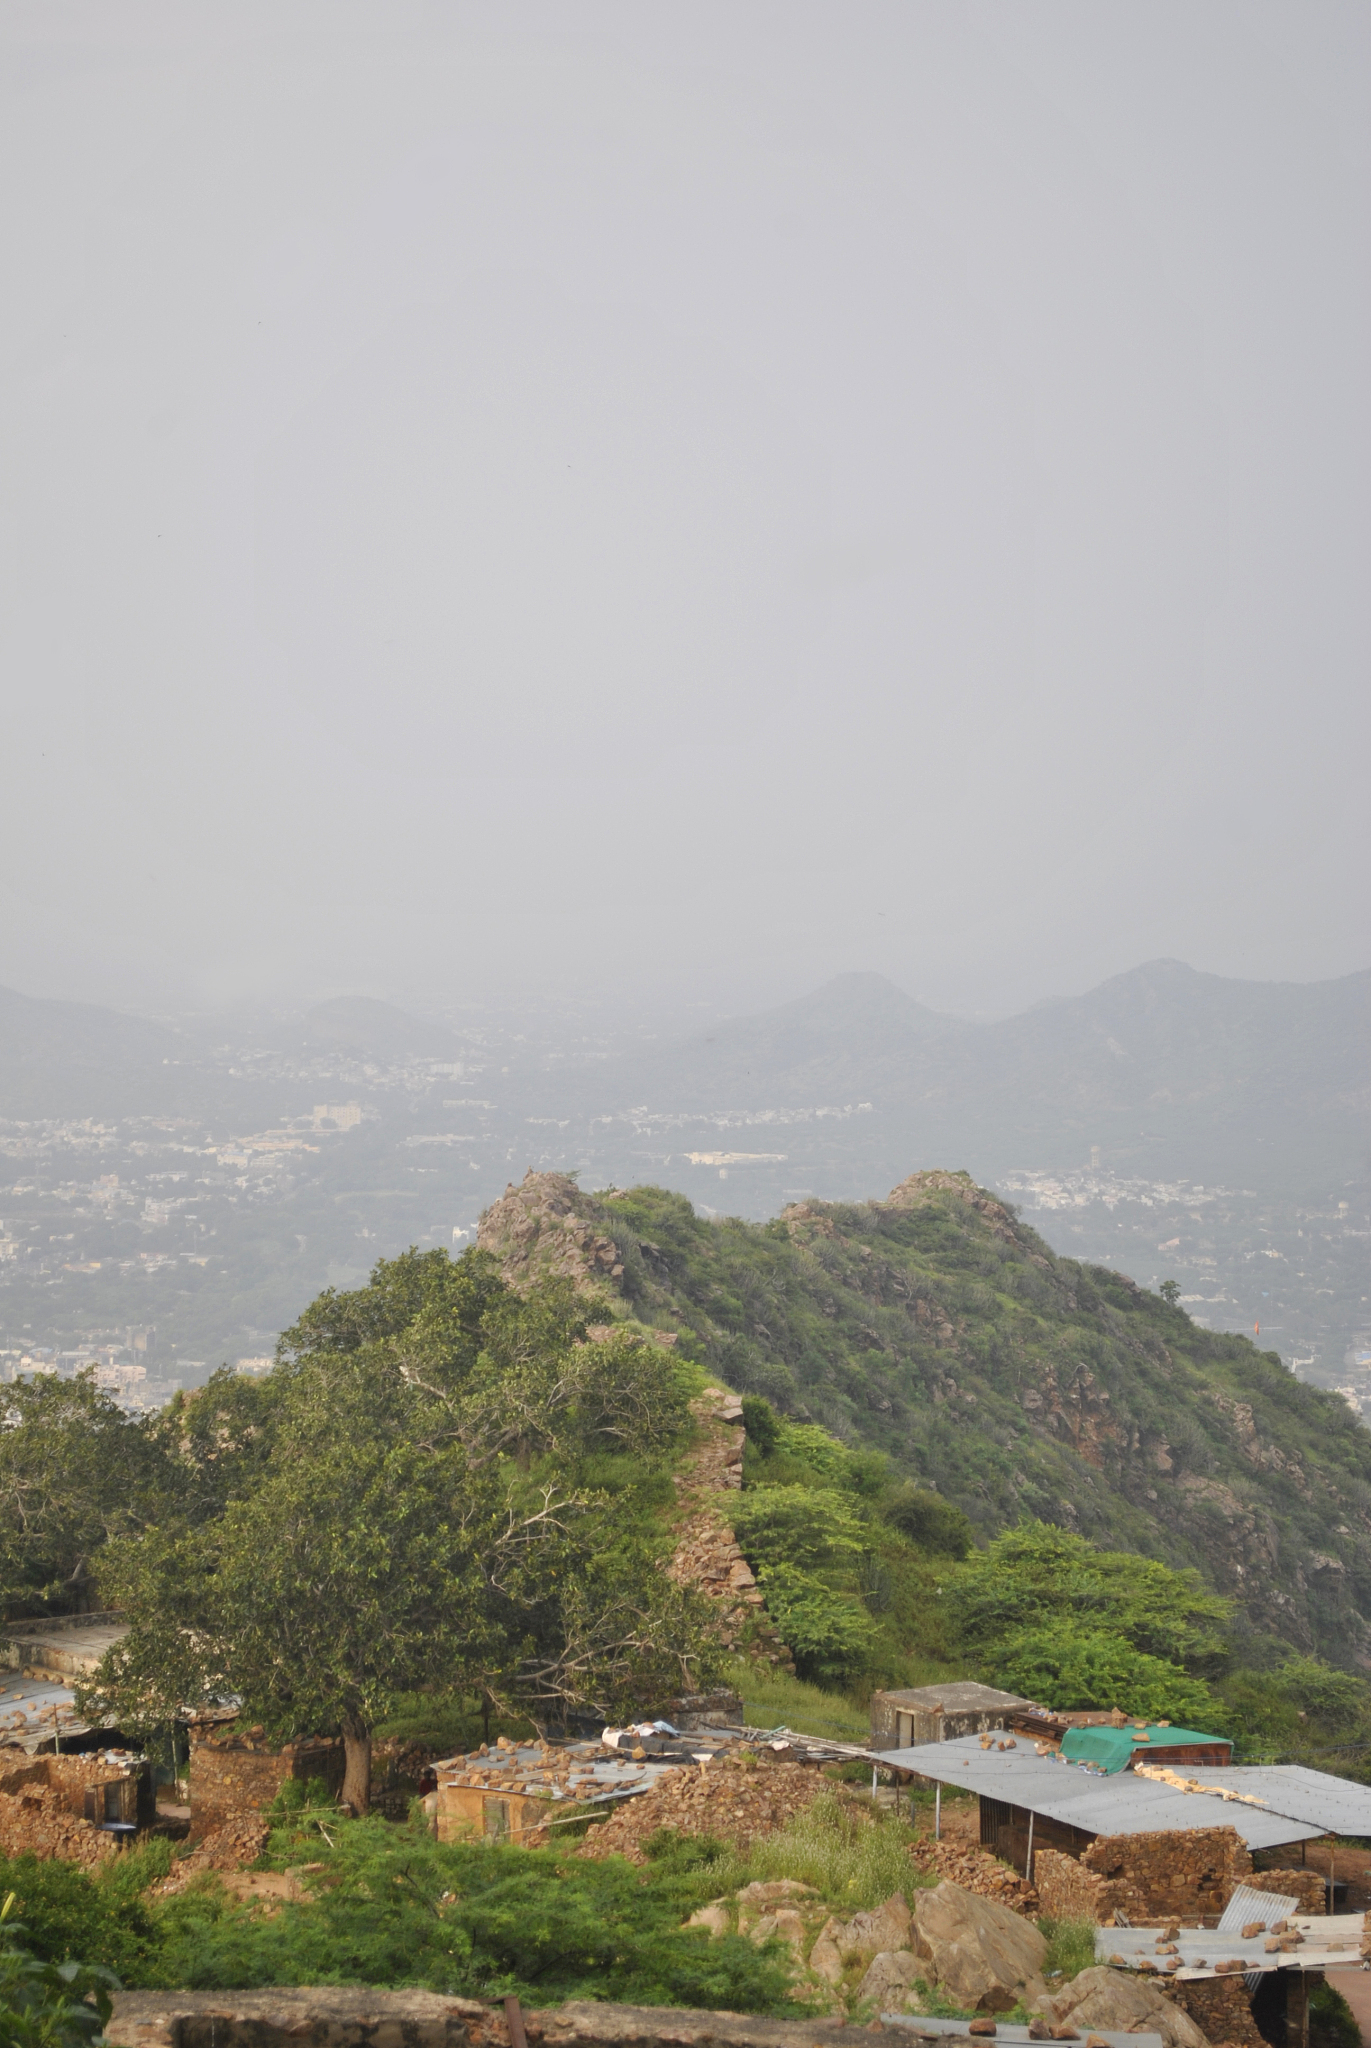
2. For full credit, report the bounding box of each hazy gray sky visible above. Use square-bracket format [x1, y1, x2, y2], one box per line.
[3, 2, 1367, 1020]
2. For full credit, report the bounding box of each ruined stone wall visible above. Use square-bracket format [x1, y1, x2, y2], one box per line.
[1081, 1825, 1250, 1921]
[0, 1753, 140, 1819]
[0, 1782, 115, 1867]
[1244, 1866, 1326, 1915]
[1162, 1973, 1265, 2048]
[1032, 1847, 1140, 1925]
[189, 1734, 344, 1829]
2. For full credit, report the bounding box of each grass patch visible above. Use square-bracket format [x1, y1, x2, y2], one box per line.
[708, 1791, 931, 1911]
[727, 1661, 872, 1743]
[1038, 1917, 1097, 1983]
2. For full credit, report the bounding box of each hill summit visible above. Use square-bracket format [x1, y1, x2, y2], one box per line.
[480, 1167, 1371, 1665]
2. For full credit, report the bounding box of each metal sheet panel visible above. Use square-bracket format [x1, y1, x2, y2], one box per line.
[1178, 1765, 1371, 1838]
[880, 1738, 1322, 1848]
[1219, 1884, 1300, 1932]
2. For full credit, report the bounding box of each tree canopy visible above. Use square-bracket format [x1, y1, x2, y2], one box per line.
[78, 1248, 715, 1810]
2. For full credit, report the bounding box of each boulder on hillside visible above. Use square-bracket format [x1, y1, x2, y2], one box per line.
[1035, 1966, 1208, 2048]
[910, 1880, 1049, 2012]
[856, 1949, 928, 2012]
[843, 1895, 913, 1956]
[805, 1895, 913, 1984]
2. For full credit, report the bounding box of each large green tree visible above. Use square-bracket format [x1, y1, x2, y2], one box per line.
[0, 1375, 169, 1617]
[83, 1248, 714, 1810]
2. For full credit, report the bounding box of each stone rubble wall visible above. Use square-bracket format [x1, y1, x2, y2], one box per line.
[1080, 1825, 1251, 1922]
[189, 1732, 344, 1831]
[0, 1781, 115, 1867]
[1032, 1846, 1134, 1924]
[1243, 1866, 1326, 1915]
[1161, 1974, 1265, 2048]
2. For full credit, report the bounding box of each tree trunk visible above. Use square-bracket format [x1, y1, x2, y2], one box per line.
[341, 1717, 371, 1816]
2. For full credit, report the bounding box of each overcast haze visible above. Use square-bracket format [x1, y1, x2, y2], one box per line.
[2, 2, 1366, 1022]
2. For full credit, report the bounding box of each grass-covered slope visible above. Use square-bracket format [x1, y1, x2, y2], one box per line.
[481, 1170, 1371, 1666]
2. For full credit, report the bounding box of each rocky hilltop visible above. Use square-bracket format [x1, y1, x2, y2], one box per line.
[480, 1168, 1371, 1664]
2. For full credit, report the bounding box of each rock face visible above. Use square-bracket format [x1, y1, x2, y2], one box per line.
[477, 1171, 624, 1294]
[855, 1950, 925, 2010]
[1035, 1966, 1208, 2048]
[910, 1881, 1049, 2013]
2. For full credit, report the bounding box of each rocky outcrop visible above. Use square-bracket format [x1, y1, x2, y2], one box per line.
[1035, 1966, 1208, 2048]
[909, 1880, 1048, 2013]
[477, 1172, 624, 1296]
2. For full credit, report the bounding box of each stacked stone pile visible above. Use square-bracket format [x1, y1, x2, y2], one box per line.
[577, 1757, 831, 1862]
[159, 1810, 271, 1892]
[1077, 1826, 1249, 1923]
[908, 1837, 1038, 1915]
[0, 1781, 114, 1867]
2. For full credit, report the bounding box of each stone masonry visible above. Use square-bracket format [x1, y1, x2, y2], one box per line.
[1034, 1826, 1252, 1924]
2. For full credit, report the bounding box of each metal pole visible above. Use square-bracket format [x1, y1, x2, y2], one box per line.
[872, 1765, 878, 1797]
[935, 1785, 941, 1839]
[1026, 1809, 1035, 1885]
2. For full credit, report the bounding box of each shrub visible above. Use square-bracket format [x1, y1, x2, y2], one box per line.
[0, 1892, 118, 2048]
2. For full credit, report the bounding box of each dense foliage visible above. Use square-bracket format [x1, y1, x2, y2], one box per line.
[585, 1174, 1371, 1667]
[75, 1252, 716, 1808]
[0, 1891, 117, 2048]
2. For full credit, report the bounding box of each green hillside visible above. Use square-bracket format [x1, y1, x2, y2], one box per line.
[481, 1169, 1371, 1669]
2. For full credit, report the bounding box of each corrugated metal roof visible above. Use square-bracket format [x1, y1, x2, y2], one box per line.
[1219, 1883, 1300, 1931]
[1096, 1912, 1364, 1979]
[1176, 1765, 1371, 1838]
[885, 2022, 1161, 2048]
[879, 1737, 1322, 1849]
[873, 1684, 1031, 1713]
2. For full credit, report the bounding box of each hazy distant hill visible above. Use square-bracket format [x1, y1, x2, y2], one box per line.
[0, 984, 195, 1120]
[300, 996, 460, 1065]
[568, 960, 1371, 1197]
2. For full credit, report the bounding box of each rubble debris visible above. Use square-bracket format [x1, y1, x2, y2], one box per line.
[158, 1810, 271, 1892]
[908, 1836, 1039, 1915]
[577, 1756, 835, 1862]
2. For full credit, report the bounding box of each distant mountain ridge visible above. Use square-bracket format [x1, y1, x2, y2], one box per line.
[558, 959, 1371, 1196]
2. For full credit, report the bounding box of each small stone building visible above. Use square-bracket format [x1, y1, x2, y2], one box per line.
[870, 1683, 1032, 1750]
[187, 1715, 344, 1830]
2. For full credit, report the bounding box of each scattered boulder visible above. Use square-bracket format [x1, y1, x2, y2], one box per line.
[1035, 1966, 1208, 2048]
[752, 1910, 808, 1953]
[856, 1950, 927, 2012]
[685, 1903, 731, 1937]
[845, 1894, 912, 1957]
[910, 1881, 1049, 2013]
